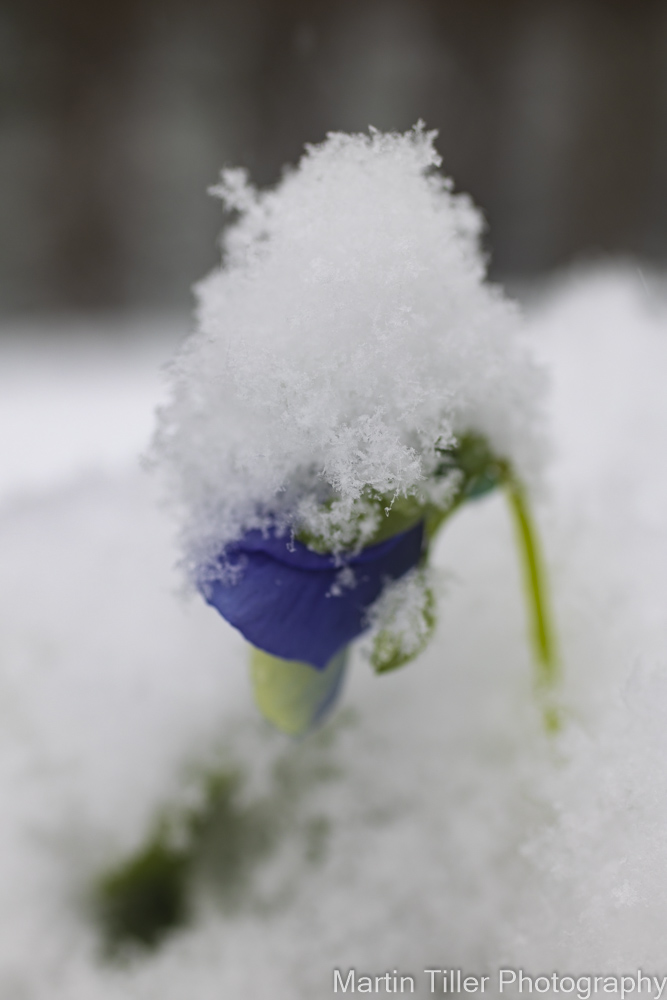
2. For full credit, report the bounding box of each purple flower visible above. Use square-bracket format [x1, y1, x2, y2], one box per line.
[199, 522, 425, 668]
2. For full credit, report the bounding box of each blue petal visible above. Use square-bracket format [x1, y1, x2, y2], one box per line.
[199, 522, 424, 668]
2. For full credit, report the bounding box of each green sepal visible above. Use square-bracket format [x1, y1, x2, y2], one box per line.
[295, 492, 425, 553]
[250, 646, 348, 736]
[369, 583, 436, 674]
[436, 432, 506, 501]
[296, 434, 506, 558]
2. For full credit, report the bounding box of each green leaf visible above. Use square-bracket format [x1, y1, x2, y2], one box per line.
[96, 836, 190, 954]
[369, 580, 436, 674]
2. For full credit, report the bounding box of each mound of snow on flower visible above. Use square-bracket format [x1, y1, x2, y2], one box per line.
[154, 126, 544, 569]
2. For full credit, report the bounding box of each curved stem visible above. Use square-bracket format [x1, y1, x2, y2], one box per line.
[504, 473, 560, 730]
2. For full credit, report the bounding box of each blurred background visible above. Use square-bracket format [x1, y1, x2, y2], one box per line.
[2, 0, 667, 318]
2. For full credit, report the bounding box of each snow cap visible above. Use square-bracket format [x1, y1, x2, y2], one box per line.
[154, 124, 544, 574]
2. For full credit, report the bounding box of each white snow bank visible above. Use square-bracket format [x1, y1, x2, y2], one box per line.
[1, 266, 667, 996]
[0, 315, 182, 505]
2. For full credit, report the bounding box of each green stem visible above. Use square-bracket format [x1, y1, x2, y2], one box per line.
[503, 473, 560, 729]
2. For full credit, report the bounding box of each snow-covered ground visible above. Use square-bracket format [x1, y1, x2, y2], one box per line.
[2, 268, 667, 997]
